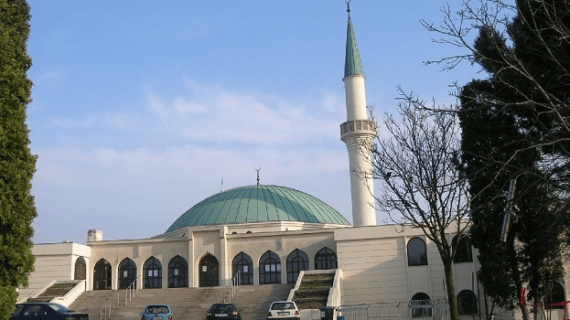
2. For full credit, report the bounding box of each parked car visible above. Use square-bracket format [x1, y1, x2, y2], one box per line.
[206, 303, 242, 320]
[10, 302, 89, 320]
[267, 301, 300, 320]
[140, 304, 173, 320]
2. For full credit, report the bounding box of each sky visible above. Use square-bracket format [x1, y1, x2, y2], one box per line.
[26, 1, 478, 244]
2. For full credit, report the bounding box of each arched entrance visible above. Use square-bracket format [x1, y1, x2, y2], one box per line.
[93, 259, 112, 290]
[119, 258, 137, 289]
[199, 254, 219, 287]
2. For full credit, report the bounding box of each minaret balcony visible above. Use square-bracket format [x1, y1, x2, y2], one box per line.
[340, 119, 376, 139]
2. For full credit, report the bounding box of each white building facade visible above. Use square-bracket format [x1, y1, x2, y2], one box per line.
[20, 9, 568, 320]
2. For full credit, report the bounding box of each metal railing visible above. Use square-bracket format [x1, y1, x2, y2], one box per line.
[338, 299, 450, 320]
[218, 271, 241, 303]
[125, 274, 141, 306]
[98, 274, 141, 320]
[229, 271, 240, 301]
[99, 292, 119, 320]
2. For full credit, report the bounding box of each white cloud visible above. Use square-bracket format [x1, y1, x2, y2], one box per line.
[31, 80, 354, 244]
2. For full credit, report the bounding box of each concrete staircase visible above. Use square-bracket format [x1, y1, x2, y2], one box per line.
[69, 284, 294, 320]
[231, 284, 294, 320]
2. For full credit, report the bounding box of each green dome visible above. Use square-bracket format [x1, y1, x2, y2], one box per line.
[165, 185, 350, 233]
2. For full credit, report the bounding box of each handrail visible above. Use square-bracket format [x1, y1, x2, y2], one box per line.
[99, 291, 119, 320]
[125, 273, 141, 306]
[229, 271, 240, 301]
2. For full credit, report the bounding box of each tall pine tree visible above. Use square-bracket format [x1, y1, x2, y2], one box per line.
[0, 0, 36, 317]
[457, 0, 569, 318]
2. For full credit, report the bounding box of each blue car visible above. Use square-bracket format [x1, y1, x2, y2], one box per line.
[140, 304, 173, 320]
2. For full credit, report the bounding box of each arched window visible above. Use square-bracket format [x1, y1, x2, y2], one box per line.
[315, 247, 337, 270]
[74, 257, 86, 280]
[287, 249, 309, 284]
[144, 257, 162, 289]
[168, 256, 188, 288]
[452, 235, 473, 263]
[93, 259, 111, 290]
[118, 258, 137, 289]
[232, 252, 253, 285]
[457, 290, 478, 314]
[410, 292, 432, 318]
[407, 238, 427, 266]
[260, 251, 281, 284]
[199, 254, 219, 287]
[545, 282, 566, 309]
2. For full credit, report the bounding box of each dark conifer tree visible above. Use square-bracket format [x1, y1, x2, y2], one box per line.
[458, 0, 569, 317]
[0, 0, 36, 317]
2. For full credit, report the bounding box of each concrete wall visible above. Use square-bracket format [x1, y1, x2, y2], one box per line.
[87, 222, 337, 290]
[335, 225, 477, 305]
[17, 242, 91, 303]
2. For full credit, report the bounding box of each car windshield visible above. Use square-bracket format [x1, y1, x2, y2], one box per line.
[271, 303, 295, 310]
[145, 306, 169, 314]
[47, 304, 70, 313]
[210, 304, 235, 312]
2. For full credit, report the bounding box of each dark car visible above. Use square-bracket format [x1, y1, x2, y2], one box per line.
[206, 303, 242, 320]
[10, 303, 89, 320]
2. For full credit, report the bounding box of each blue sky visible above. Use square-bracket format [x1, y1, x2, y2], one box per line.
[27, 1, 477, 244]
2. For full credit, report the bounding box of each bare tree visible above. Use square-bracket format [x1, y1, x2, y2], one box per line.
[416, 1, 570, 318]
[369, 101, 469, 320]
[420, 0, 570, 196]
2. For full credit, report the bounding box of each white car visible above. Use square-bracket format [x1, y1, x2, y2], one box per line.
[267, 301, 300, 320]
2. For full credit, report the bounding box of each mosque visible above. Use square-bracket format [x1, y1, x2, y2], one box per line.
[19, 5, 569, 320]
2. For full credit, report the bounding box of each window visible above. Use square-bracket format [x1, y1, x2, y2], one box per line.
[232, 252, 253, 285]
[410, 292, 432, 318]
[168, 256, 188, 288]
[407, 238, 427, 266]
[287, 249, 309, 284]
[452, 235, 473, 263]
[457, 290, 478, 314]
[74, 257, 86, 280]
[260, 251, 281, 284]
[545, 282, 566, 309]
[118, 258, 137, 289]
[315, 247, 337, 270]
[144, 257, 162, 289]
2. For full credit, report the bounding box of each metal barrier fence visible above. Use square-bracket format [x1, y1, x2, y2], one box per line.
[338, 299, 450, 320]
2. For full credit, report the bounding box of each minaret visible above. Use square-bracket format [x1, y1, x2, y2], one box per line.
[340, 5, 376, 227]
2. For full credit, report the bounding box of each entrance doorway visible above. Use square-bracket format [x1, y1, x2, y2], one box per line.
[199, 254, 219, 287]
[93, 259, 112, 290]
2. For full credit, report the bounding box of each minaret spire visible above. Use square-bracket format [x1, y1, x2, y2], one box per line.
[340, 4, 377, 227]
[344, 1, 363, 78]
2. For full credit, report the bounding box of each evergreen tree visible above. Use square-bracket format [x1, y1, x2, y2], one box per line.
[0, 0, 36, 317]
[455, 0, 569, 317]
[419, 0, 569, 318]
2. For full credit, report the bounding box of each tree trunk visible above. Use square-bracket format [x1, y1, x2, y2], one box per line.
[444, 260, 460, 320]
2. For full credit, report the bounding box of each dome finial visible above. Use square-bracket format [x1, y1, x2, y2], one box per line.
[346, 0, 351, 13]
[256, 167, 261, 186]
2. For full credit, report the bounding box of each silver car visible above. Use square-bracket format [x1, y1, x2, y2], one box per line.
[267, 301, 300, 320]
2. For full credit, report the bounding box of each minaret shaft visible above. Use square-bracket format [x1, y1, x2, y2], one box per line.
[341, 14, 376, 227]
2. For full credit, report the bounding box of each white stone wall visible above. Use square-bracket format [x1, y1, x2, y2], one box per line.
[335, 225, 477, 305]
[17, 242, 91, 303]
[86, 222, 337, 290]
